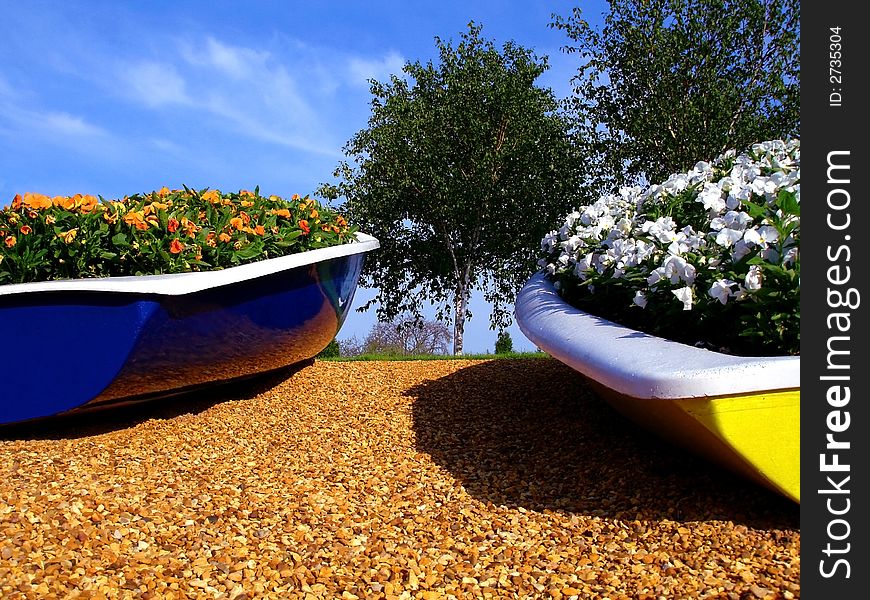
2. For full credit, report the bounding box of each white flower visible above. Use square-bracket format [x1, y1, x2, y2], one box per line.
[745, 265, 763, 291]
[642, 216, 678, 243]
[564, 210, 581, 227]
[541, 230, 559, 253]
[662, 254, 695, 284]
[536, 137, 799, 355]
[633, 291, 648, 308]
[698, 182, 726, 213]
[709, 279, 737, 305]
[742, 225, 779, 246]
[731, 239, 753, 262]
[715, 227, 744, 248]
[561, 235, 584, 256]
[662, 173, 690, 194]
[647, 268, 665, 288]
[615, 216, 633, 235]
[672, 286, 694, 310]
[573, 253, 594, 279]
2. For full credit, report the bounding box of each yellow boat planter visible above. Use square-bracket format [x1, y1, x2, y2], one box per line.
[515, 271, 800, 503]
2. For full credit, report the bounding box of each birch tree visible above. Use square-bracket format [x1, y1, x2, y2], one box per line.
[320, 22, 580, 354]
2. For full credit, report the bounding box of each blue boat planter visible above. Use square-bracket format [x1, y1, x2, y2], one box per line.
[0, 233, 379, 425]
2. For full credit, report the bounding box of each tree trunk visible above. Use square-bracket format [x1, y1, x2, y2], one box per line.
[453, 285, 468, 355]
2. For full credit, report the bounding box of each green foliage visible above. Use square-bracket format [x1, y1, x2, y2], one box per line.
[551, 0, 800, 192]
[317, 339, 341, 359]
[319, 22, 581, 354]
[0, 188, 357, 284]
[494, 330, 514, 354]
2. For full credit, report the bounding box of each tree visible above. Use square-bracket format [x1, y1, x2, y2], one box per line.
[316, 339, 341, 359]
[551, 0, 799, 191]
[360, 316, 452, 356]
[319, 22, 581, 355]
[494, 330, 514, 354]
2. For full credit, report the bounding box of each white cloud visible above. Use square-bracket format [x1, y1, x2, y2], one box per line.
[5, 29, 405, 167]
[200, 38, 270, 80]
[0, 98, 108, 141]
[121, 61, 190, 107]
[347, 51, 406, 86]
[40, 111, 108, 137]
[122, 36, 341, 156]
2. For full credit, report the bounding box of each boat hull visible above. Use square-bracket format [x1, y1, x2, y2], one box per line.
[515, 272, 800, 503]
[1, 234, 378, 425]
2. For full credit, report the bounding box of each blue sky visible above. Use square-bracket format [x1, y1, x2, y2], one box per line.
[1, 0, 608, 353]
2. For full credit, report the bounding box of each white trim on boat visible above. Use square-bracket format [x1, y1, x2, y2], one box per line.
[515, 271, 800, 399]
[0, 233, 380, 297]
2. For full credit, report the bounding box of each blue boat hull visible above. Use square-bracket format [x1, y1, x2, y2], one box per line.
[1, 249, 368, 425]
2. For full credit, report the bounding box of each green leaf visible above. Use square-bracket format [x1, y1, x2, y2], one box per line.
[777, 189, 800, 216]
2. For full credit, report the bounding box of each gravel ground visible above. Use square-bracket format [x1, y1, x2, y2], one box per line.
[1, 358, 800, 599]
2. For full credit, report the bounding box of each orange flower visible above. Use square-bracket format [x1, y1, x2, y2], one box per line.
[124, 210, 146, 230]
[169, 239, 185, 254]
[58, 229, 78, 244]
[218, 232, 232, 243]
[202, 190, 221, 204]
[22, 192, 52, 210]
[206, 232, 217, 247]
[181, 218, 198, 238]
[230, 217, 244, 230]
[298, 220, 310, 235]
[240, 190, 255, 198]
[239, 211, 251, 225]
[4, 235, 16, 248]
[19, 225, 32, 235]
[124, 210, 156, 230]
[102, 203, 121, 224]
[11, 194, 22, 209]
[77, 194, 99, 213]
[167, 218, 180, 233]
[271, 208, 291, 218]
[143, 201, 168, 216]
[53, 195, 76, 210]
[254, 224, 265, 236]
[157, 187, 171, 198]
[309, 208, 319, 220]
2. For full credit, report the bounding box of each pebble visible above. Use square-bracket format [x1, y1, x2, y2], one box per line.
[0, 358, 800, 598]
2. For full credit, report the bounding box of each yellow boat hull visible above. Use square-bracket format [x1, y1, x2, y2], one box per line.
[516, 272, 800, 503]
[592, 384, 800, 503]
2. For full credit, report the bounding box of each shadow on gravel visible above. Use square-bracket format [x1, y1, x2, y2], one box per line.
[0, 359, 313, 442]
[409, 358, 799, 529]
